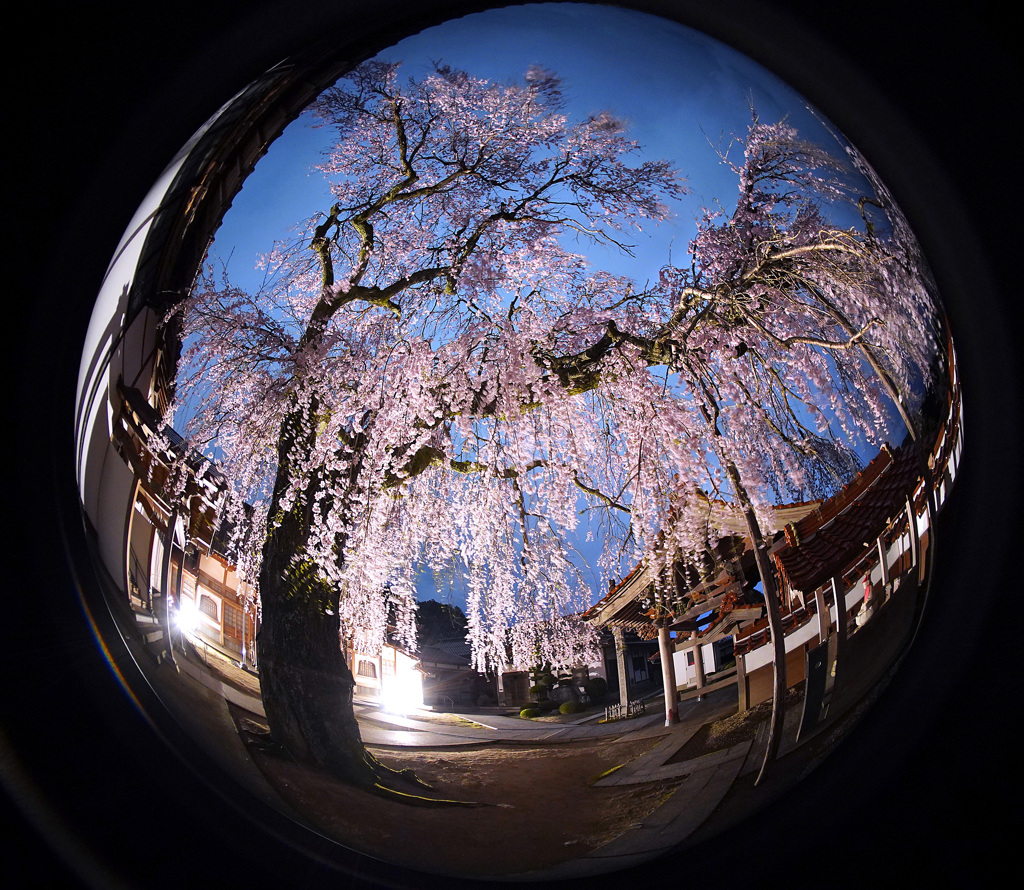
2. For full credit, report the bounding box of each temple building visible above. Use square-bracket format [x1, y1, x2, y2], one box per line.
[584, 337, 963, 734]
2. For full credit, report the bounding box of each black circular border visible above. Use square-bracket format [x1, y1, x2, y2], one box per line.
[7, 2, 1020, 887]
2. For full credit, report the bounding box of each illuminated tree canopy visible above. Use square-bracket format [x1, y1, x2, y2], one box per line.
[165, 61, 938, 787]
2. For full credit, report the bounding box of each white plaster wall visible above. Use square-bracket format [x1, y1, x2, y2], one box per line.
[743, 613, 822, 672]
[673, 641, 718, 685]
[78, 308, 159, 594]
[93, 445, 137, 592]
[74, 93, 239, 597]
[199, 553, 225, 582]
[149, 529, 166, 596]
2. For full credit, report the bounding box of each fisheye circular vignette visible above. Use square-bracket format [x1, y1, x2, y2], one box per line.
[72, 2, 963, 882]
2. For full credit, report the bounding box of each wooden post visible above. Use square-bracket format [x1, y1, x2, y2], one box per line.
[876, 535, 891, 591]
[657, 622, 678, 725]
[690, 631, 706, 699]
[612, 625, 629, 707]
[831, 574, 847, 659]
[238, 598, 249, 669]
[905, 495, 919, 572]
[736, 652, 748, 713]
[159, 507, 179, 671]
[123, 477, 141, 606]
[814, 585, 830, 645]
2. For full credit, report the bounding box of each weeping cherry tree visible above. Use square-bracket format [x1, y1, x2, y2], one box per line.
[165, 61, 938, 792]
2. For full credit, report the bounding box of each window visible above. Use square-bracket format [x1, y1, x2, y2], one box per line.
[357, 660, 377, 679]
[198, 571, 223, 594]
[223, 601, 243, 649]
[199, 593, 218, 620]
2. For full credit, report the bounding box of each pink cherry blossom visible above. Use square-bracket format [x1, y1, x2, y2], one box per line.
[161, 63, 940, 782]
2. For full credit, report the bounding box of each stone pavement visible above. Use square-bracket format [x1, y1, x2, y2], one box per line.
[354, 700, 665, 747]
[506, 690, 745, 880]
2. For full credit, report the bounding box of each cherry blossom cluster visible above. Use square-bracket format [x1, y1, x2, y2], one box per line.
[162, 63, 943, 674]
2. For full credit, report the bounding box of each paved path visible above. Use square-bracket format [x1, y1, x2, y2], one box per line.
[524, 736, 751, 879]
[354, 702, 667, 747]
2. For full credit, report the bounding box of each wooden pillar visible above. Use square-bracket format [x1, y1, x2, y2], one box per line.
[690, 631, 706, 699]
[240, 601, 249, 669]
[495, 668, 507, 707]
[876, 535, 891, 590]
[612, 626, 629, 706]
[736, 652, 748, 713]
[657, 622, 678, 725]
[123, 477, 141, 605]
[158, 507, 179, 671]
[831, 575, 847, 659]
[252, 609, 261, 671]
[814, 585, 830, 645]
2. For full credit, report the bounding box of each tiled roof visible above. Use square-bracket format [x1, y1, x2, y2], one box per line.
[772, 438, 923, 592]
[416, 643, 471, 667]
[585, 433, 929, 630]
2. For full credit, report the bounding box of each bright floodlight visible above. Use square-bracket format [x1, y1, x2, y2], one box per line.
[176, 600, 198, 634]
[380, 671, 423, 714]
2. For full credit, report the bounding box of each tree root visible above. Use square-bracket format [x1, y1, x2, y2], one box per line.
[365, 750, 435, 791]
[363, 750, 486, 807]
[229, 703, 481, 805]
[368, 783, 487, 808]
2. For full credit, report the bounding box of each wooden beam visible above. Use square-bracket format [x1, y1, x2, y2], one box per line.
[724, 607, 763, 623]
[905, 495, 919, 569]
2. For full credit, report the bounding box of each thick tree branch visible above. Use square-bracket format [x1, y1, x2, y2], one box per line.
[571, 474, 630, 513]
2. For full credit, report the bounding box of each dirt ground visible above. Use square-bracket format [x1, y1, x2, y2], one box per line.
[230, 707, 681, 879]
[666, 686, 805, 765]
[225, 690, 834, 880]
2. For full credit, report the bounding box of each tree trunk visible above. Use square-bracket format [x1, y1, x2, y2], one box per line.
[724, 462, 787, 787]
[257, 505, 377, 787]
[252, 397, 385, 788]
[254, 450, 472, 805]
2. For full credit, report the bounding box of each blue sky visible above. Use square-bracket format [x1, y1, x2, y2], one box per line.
[211, 3, 841, 292]
[204, 3, 867, 613]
